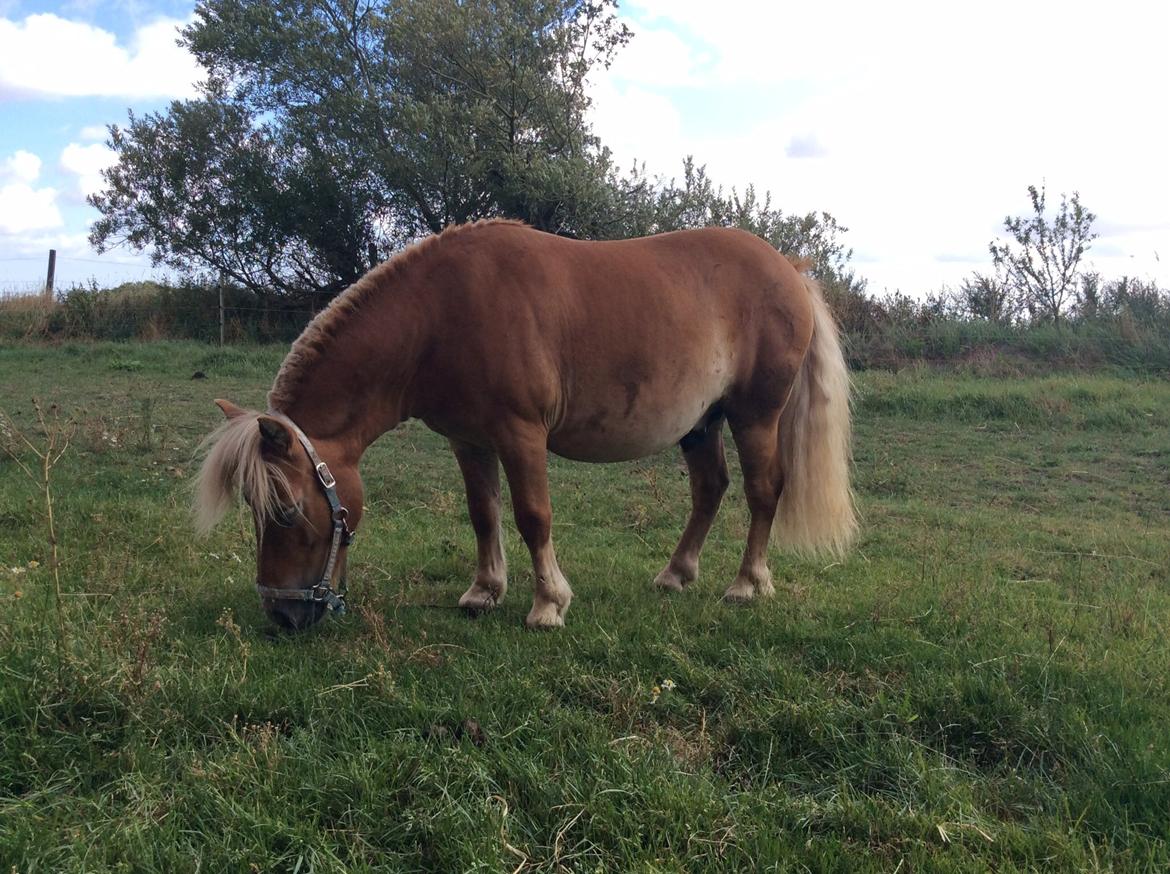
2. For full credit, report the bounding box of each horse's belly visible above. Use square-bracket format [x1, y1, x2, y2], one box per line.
[549, 418, 694, 462]
[548, 377, 727, 463]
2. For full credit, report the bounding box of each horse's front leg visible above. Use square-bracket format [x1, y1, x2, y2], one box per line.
[451, 440, 508, 612]
[495, 424, 573, 629]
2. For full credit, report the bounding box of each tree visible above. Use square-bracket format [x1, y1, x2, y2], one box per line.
[92, 0, 631, 297]
[90, 0, 855, 300]
[989, 184, 1096, 325]
[90, 100, 383, 297]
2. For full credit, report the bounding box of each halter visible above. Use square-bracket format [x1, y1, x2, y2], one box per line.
[254, 413, 355, 616]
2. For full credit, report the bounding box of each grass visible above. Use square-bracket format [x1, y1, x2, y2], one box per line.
[0, 341, 1167, 871]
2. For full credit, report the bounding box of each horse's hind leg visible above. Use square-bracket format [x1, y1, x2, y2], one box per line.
[724, 414, 783, 602]
[452, 440, 508, 612]
[654, 422, 729, 592]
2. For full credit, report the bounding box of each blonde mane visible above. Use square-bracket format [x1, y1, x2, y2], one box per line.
[194, 411, 293, 534]
[268, 219, 527, 411]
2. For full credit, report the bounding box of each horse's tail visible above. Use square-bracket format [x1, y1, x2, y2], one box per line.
[774, 260, 857, 558]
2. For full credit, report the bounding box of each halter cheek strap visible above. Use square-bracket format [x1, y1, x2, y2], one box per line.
[254, 412, 356, 616]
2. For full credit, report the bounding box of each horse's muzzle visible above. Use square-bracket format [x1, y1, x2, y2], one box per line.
[262, 598, 328, 631]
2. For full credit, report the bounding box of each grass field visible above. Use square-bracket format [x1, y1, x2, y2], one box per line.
[1, 341, 1167, 872]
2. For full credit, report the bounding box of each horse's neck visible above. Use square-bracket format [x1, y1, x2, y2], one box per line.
[276, 300, 424, 458]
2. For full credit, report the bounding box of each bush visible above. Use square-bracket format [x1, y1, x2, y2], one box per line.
[836, 283, 1170, 374]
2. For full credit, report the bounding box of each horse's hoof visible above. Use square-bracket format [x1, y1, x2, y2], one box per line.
[653, 568, 688, 592]
[723, 575, 774, 603]
[460, 597, 496, 616]
[722, 581, 756, 603]
[458, 582, 502, 615]
[524, 603, 566, 629]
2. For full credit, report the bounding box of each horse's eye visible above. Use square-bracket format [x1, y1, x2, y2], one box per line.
[273, 502, 301, 527]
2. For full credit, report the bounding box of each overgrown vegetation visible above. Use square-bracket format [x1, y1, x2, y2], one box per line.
[0, 342, 1167, 870]
[829, 274, 1170, 373]
[6, 271, 1168, 375]
[0, 280, 312, 344]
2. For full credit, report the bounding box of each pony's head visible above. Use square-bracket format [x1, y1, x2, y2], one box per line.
[195, 400, 364, 630]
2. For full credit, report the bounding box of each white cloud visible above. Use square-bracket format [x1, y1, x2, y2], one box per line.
[79, 124, 109, 142]
[1, 150, 62, 235]
[0, 229, 90, 261]
[591, 79, 685, 176]
[1, 149, 41, 184]
[0, 13, 202, 99]
[591, 0, 1170, 291]
[0, 182, 63, 236]
[60, 142, 116, 199]
[604, 24, 706, 88]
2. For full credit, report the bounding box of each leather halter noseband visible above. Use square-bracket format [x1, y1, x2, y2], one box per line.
[254, 413, 355, 615]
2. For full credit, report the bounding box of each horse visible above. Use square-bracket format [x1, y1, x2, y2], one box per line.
[195, 220, 857, 630]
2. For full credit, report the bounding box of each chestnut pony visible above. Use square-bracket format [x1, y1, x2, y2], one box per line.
[196, 220, 856, 630]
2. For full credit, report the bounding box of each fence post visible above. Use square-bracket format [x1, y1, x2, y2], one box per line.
[218, 275, 225, 346]
[44, 249, 56, 302]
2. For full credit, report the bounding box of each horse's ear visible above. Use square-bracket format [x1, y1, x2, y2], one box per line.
[215, 399, 247, 420]
[257, 415, 293, 458]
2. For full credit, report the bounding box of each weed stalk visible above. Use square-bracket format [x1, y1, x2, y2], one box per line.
[0, 399, 75, 676]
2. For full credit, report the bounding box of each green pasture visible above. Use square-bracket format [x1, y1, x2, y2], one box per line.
[1, 342, 1167, 871]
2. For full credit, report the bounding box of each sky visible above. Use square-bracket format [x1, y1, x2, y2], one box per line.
[1, 0, 1167, 295]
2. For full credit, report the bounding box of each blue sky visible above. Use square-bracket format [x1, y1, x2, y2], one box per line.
[2, 0, 1168, 294]
[0, 0, 198, 289]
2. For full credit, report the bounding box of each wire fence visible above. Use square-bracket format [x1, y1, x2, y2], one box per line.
[0, 280, 320, 345]
[0, 251, 334, 343]
[0, 252, 175, 301]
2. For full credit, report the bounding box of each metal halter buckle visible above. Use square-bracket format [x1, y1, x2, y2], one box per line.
[315, 461, 336, 489]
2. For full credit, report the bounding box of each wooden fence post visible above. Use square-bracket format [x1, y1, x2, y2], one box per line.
[44, 249, 56, 302]
[218, 276, 225, 346]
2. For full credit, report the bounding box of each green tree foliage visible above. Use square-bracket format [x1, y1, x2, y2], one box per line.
[91, 100, 382, 297]
[91, 0, 633, 297]
[989, 184, 1097, 325]
[90, 0, 855, 300]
